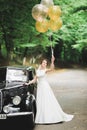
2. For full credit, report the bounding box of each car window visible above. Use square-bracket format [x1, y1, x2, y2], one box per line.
[6, 68, 27, 82]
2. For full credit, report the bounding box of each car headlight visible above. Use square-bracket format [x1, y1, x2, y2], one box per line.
[3, 105, 10, 113]
[12, 96, 21, 105]
[3, 105, 20, 113]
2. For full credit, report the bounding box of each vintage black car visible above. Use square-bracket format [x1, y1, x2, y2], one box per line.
[0, 66, 37, 128]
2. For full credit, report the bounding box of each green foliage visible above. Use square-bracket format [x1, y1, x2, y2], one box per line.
[53, 0, 87, 64]
[0, 0, 87, 65]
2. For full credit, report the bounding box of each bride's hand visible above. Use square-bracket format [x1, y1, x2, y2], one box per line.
[24, 81, 32, 85]
[24, 82, 29, 86]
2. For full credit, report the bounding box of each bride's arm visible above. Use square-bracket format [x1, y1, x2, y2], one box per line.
[25, 75, 37, 85]
[46, 55, 55, 72]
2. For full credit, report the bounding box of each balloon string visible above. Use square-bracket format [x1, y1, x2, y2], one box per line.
[51, 44, 54, 57]
[50, 34, 54, 57]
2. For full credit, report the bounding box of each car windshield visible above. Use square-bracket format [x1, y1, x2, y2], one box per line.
[6, 68, 27, 82]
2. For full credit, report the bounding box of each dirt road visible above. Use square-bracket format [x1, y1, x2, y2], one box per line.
[34, 68, 87, 130]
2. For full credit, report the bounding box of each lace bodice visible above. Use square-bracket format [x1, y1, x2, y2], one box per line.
[36, 69, 47, 82]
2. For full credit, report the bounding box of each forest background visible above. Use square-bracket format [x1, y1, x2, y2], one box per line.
[0, 0, 87, 68]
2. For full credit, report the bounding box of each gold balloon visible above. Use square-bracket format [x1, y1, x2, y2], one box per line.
[40, 0, 54, 7]
[35, 20, 49, 33]
[32, 4, 48, 22]
[49, 18, 62, 31]
[48, 5, 62, 20]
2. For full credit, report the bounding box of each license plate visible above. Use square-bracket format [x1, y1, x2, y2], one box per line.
[0, 114, 7, 119]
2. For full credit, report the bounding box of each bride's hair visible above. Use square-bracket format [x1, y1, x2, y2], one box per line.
[40, 58, 48, 64]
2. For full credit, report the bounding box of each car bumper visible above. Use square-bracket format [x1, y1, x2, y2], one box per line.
[0, 112, 35, 128]
[0, 111, 33, 119]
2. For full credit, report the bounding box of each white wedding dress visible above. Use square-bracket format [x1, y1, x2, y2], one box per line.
[35, 69, 74, 124]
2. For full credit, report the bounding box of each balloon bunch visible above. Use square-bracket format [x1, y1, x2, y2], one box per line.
[32, 0, 62, 33]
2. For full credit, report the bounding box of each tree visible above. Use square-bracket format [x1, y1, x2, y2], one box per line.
[0, 0, 87, 66]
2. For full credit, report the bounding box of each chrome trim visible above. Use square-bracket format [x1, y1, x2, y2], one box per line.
[7, 112, 33, 117]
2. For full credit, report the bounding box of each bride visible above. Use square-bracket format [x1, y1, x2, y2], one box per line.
[25, 55, 74, 124]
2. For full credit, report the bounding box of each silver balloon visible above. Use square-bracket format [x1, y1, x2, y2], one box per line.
[40, 0, 54, 7]
[32, 4, 48, 22]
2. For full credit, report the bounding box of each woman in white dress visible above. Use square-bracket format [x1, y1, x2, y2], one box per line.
[25, 55, 74, 124]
